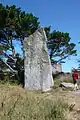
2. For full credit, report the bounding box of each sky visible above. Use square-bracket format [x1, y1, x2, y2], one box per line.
[1, 0, 80, 72]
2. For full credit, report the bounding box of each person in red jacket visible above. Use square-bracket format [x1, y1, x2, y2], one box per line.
[72, 69, 79, 90]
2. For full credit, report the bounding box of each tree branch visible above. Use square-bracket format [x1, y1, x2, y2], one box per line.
[57, 55, 69, 63]
[2, 51, 17, 62]
[0, 58, 17, 73]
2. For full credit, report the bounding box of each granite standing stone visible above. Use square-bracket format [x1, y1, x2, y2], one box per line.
[24, 28, 54, 91]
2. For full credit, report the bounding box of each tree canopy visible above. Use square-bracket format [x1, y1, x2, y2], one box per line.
[45, 26, 77, 63]
[0, 3, 40, 57]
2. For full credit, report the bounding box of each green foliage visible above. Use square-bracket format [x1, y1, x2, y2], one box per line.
[45, 27, 77, 63]
[0, 3, 40, 54]
[0, 74, 19, 85]
[0, 3, 40, 39]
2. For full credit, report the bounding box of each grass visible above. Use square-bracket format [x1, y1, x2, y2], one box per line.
[0, 83, 69, 120]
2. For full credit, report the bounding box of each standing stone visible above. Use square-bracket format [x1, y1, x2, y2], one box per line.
[24, 28, 54, 92]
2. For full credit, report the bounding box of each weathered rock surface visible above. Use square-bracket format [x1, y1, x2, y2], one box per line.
[24, 28, 54, 91]
[60, 82, 74, 88]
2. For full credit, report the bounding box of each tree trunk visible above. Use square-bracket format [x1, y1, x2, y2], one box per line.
[0, 58, 17, 73]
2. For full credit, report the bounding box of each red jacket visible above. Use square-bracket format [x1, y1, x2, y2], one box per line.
[72, 71, 79, 80]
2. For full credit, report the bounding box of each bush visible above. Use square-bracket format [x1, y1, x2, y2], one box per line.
[0, 73, 19, 85]
[0, 70, 24, 86]
[0, 70, 4, 80]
